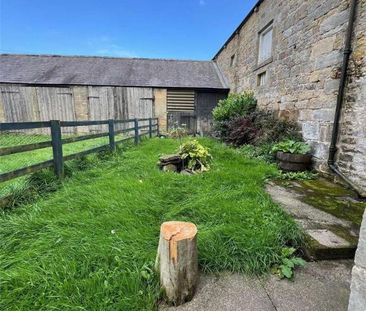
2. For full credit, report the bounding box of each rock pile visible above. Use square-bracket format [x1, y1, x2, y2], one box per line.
[158, 154, 192, 175]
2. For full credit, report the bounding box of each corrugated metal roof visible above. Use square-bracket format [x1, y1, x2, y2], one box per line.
[0, 54, 229, 89]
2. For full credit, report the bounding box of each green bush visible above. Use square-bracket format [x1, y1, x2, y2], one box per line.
[239, 144, 275, 163]
[216, 112, 302, 152]
[212, 93, 301, 152]
[178, 139, 212, 172]
[251, 110, 301, 145]
[212, 92, 257, 122]
[272, 140, 311, 155]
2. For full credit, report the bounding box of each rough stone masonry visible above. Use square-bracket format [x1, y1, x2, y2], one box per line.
[214, 1, 366, 309]
[348, 212, 366, 310]
[213, 0, 366, 193]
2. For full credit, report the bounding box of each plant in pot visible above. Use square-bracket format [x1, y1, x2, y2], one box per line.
[272, 140, 312, 172]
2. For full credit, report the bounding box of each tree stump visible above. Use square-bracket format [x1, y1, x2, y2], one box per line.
[156, 221, 198, 306]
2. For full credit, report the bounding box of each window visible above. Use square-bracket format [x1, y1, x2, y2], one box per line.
[257, 71, 267, 86]
[230, 54, 236, 67]
[258, 23, 273, 64]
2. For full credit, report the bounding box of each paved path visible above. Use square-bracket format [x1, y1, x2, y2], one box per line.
[160, 260, 353, 311]
[266, 181, 360, 259]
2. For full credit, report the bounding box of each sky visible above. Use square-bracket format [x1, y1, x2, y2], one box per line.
[0, 0, 257, 60]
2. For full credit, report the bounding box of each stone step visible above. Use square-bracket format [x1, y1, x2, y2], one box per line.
[303, 228, 357, 260]
[266, 178, 365, 261]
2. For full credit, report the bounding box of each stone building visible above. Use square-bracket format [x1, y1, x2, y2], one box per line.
[213, 1, 366, 308]
[0, 54, 228, 134]
[213, 0, 366, 195]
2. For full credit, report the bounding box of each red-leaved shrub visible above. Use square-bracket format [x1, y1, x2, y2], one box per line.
[226, 117, 259, 147]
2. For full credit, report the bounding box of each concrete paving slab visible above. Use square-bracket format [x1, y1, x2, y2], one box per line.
[262, 260, 353, 311]
[160, 260, 353, 311]
[160, 273, 275, 311]
[307, 229, 351, 247]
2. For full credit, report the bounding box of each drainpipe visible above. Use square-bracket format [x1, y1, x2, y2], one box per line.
[327, 0, 365, 197]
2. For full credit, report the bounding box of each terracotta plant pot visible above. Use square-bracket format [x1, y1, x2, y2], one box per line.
[276, 151, 312, 172]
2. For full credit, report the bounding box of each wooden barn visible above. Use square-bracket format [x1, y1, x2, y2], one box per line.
[0, 54, 229, 134]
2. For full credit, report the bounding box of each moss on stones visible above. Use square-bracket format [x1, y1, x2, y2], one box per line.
[276, 178, 366, 226]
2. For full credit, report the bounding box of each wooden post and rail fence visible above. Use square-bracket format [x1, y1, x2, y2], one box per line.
[0, 117, 159, 183]
[1, 118, 200, 304]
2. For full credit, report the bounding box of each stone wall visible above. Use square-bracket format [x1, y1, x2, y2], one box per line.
[339, 0, 366, 192]
[214, 0, 366, 192]
[348, 210, 366, 310]
[154, 88, 168, 133]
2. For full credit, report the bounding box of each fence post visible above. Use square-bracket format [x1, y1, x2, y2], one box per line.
[50, 120, 64, 178]
[149, 118, 153, 138]
[156, 119, 160, 136]
[108, 119, 116, 152]
[134, 118, 139, 144]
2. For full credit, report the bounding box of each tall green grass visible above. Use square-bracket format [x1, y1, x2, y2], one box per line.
[0, 133, 110, 198]
[0, 138, 302, 310]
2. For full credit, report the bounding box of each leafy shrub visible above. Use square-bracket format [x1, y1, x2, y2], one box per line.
[213, 92, 257, 122]
[212, 92, 257, 140]
[239, 144, 275, 163]
[215, 110, 302, 151]
[226, 117, 259, 147]
[272, 140, 311, 155]
[178, 140, 212, 172]
[212, 119, 231, 141]
[212, 93, 302, 153]
[272, 247, 306, 279]
[251, 110, 301, 145]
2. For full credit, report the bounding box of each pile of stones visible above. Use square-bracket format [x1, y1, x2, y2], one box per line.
[158, 154, 192, 175]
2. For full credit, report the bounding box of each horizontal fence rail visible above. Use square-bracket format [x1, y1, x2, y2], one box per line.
[0, 140, 53, 156]
[0, 118, 159, 183]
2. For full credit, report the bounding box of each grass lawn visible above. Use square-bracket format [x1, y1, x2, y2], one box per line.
[0, 137, 302, 310]
[0, 133, 111, 198]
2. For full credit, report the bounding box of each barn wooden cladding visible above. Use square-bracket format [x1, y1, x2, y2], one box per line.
[0, 54, 229, 134]
[0, 84, 153, 122]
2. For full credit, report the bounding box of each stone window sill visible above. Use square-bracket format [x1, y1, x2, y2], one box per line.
[253, 57, 273, 72]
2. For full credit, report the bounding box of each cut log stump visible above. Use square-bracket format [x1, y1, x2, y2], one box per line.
[156, 221, 198, 306]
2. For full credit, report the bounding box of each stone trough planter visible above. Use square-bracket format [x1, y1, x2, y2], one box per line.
[276, 151, 312, 172]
